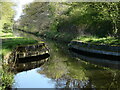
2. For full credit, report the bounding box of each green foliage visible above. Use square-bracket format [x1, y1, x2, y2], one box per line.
[2, 23, 13, 33]
[0, 1, 15, 33]
[57, 2, 120, 37]
[0, 67, 14, 90]
[75, 36, 120, 45]
[38, 40, 120, 88]
[1, 33, 38, 56]
[15, 2, 120, 41]
[43, 31, 75, 42]
[16, 2, 51, 33]
[1, 32, 39, 89]
[50, 20, 59, 31]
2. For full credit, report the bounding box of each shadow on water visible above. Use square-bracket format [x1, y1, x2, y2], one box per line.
[37, 40, 120, 89]
[69, 48, 120, 69]
[12, 30, 120, 89]
[10, 51, 49, 72]
[8, 40, 50, 72]
[14, 58, 49, 72]
[69, 47, 119, 61]
[16, 53, 50, 63]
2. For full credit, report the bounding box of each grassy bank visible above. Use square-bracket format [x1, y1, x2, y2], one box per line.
[0, 32, 38, 90]
[2, 32, 38, 56]
[75, 36, 120, 46]
[17, 29, 120, 46]
[41, 31, 120, 46]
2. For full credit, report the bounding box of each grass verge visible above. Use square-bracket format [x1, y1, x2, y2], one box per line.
[75, 36, 120, 46]
[2, 33, 38, 56]
[41, 31, 120, 46]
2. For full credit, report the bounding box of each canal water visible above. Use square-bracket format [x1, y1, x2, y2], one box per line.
[12, 30, 120, 89]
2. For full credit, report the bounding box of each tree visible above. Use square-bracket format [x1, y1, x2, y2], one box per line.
[16, 2, 120, 37]
[17, 2, 51, 33]
[0, 1, 15, 32]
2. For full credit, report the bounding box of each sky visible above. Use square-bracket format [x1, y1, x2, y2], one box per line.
[12, 0, 34, 21]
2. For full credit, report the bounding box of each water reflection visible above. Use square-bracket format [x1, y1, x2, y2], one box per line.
[7, 35, 50, 72]
[14, 58, 48, 72]
[70, 51, 120, 69]
[13, 68, 56, 88]
[13, 30, 120, 89]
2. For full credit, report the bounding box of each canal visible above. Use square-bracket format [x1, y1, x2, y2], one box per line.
[12, 30, 120, 89]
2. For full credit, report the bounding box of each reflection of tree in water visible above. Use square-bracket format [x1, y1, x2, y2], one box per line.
[15, 58, 48, 72]
[39, 56, 120, 88]
[52, 61, 93, 88]
[39, 66, 91, 88]
[37, 40, 120, 89]
[55, 76, 91, 88]
[38, 41, 91, 88]
[14, 31, 120, 89]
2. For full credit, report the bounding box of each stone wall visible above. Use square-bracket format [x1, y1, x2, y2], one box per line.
[8, 43, 49, 63]
[69, 40, 120, 57]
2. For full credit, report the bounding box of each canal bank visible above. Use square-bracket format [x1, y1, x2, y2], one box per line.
[42, 31, 120, 58]
[13, 29, 120, 69]
[16, 29, 120, 60]
[45, 33, 120, 68]
[69, 40, 119, 59]
[7, 30, 120, 89]
[12, 31, 120, 88]
[1, 32, 46, 89]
